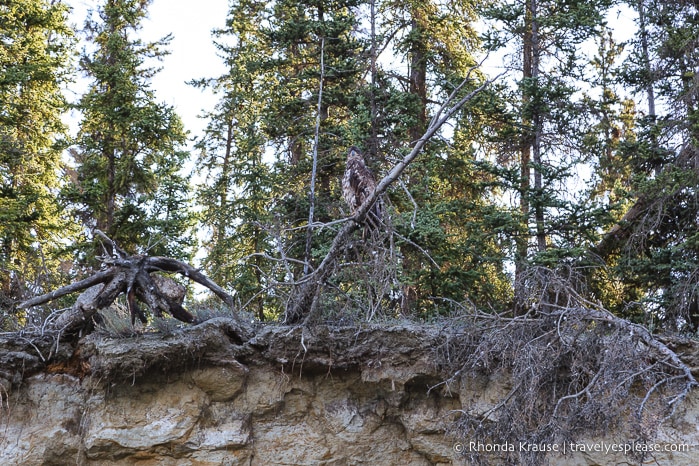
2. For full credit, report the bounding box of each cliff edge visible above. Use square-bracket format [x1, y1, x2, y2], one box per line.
[1, 318, 698, 465]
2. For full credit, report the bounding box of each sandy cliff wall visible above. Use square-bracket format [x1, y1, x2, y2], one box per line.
[1, 319, 698, 465]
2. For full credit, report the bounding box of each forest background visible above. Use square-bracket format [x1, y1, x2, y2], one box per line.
[2, 0, 699, 331]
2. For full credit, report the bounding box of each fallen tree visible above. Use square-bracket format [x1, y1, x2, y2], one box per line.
[18, 230, 253, 340]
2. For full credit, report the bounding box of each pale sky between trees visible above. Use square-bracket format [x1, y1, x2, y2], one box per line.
[63, 1, 637, 150]
[64, 0, 228, 143]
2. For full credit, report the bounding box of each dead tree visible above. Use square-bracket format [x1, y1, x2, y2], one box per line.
[19, 231, 252, 340]
[286, 68, 502, 323]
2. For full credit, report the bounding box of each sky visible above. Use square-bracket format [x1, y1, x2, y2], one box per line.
[60, 0, 641, 170]
[64, 0, 229, 142]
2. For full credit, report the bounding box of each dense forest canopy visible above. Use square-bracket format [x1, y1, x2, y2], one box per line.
[2, 0, 699, 331]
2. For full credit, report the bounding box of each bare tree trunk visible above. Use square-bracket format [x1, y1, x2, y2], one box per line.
[304, 37, 325, 276]
[637, 0, 656, 119]
[515, 0, 546, 313]
[408, 11, 428, 145]
[516, 0, 535, 288]
[369, 0, 378, 155]
[288, 40, 303, 165]
[530, 0, 546, 253]
[215, 118, 234, 246]
[401, 8, 429, 313]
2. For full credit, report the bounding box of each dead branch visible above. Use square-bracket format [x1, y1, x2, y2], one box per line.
[444, 265, 697, 466]
[596, 144, 699, 257]
[18, 270, 114, 309]
[285, 69, 503, 323]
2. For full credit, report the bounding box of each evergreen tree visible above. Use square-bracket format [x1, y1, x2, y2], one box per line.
[261, 0, 366, 257]
[605, 0, 699, 329]
[371, 0, 502, 314]
[195, 0, 369, 318]
[480, 0, 614, 289]
[0, 0, 75, 309]
[196, 0, 513, 318]
[573, 29, 640, 315]
[64, 0, 194, 260]
[193, 0, 273, 319]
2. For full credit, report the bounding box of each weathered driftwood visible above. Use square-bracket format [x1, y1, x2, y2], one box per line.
[18, 231, 252, 340]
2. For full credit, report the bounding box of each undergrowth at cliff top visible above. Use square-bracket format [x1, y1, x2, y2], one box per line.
[430, 266, 697, 465]
[3, 264, 696, 466]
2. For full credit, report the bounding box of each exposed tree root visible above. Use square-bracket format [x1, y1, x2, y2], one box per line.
[18, 230, 252, 339]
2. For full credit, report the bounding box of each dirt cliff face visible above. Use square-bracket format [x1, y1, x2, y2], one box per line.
[1, 318, 698, 465]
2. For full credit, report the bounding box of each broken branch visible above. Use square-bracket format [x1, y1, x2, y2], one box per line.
[286, 69, 502, 323]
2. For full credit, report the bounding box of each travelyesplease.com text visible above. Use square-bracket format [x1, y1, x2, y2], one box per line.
[453, 441, 691, 455]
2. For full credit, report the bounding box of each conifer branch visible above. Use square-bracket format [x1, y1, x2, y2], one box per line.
[286, 68, 502, 323]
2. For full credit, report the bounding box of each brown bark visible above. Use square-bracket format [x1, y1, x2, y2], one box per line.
[516, 0, 545, 303]
[401, 8, 429, 313]
[408, 12, 428, 145]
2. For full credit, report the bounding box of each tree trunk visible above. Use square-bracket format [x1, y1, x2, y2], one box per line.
[401, 8, 429, 314]
[216, 118, 234, 246]
[304, 36, 325, 276]
[516, 0, 535, 285]
[408, 12, 428, 144]
[368, 0, 378, 156]
[530, 0, 546, 253]
[286, 73, 497, 323]
[637, 0, 656, 119]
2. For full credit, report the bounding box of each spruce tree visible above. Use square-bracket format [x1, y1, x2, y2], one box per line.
[196, 0, 512, 318]
[606, 0, 699, 329]
[197, 0, 369, 318]
[480, 0, 614, 285]
[377, 0, 508, 313]
[0, 0, 75, 309]
[193, 0, 273, 319]
[65, 0, 194, 260]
